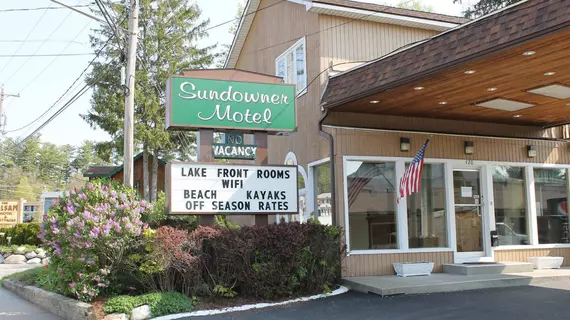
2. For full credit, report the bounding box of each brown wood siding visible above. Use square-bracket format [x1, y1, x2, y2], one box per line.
[111, 156, 166, 199]
[319, 15, 436, 75]
[343, 252, 453, 276]
[235, 0, 327, 167]
[495, 248, 570, 266]
[331, 127, 570, 164]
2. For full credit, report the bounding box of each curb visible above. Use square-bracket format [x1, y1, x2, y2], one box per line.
[3, 279, 95, 320]
[153, 286, 349, 319]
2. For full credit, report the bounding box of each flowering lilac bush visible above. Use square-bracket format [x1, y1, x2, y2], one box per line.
[39, 180, 151, 301]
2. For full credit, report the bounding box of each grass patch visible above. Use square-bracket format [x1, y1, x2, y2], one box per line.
[0, 245, 38, 255]
[104, 292, 194, 317]
[0, 266, 45, 286]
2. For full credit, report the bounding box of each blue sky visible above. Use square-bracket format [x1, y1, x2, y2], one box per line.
[1, 0, 469, 146]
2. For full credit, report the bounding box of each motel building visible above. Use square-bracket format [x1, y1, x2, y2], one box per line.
[226, 0, 570, 276]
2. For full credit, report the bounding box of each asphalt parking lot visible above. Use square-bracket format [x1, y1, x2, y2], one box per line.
[191, 280, 570, 320]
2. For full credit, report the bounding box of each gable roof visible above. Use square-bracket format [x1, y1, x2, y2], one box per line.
[83, 153, 167, 178]
[321, 0, 570, 109]
[225, 0, 468, 68]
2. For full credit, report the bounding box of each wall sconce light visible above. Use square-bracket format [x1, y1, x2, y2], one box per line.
[527, 145, 537, 158]
[464, 141, 474, 155]
[400, 137, 410, 152]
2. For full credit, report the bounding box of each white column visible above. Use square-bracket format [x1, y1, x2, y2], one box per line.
[526, 166, 539, 245]
[482, 164, 495, 260]
[444, 163, 457, 252]
[396, 160, 409, 250]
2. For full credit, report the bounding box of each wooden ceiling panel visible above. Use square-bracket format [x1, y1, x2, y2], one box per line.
[334, 29, 570, 127]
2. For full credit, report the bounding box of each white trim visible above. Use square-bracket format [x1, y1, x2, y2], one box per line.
[323, 125, 570, 145]
[308, 2, 459, 31]
[342, 157, 351, 252]
[526, 166, 539, 245]
[327, 0, 530, 79]
[308, 157, 331, 222]
[275, 37, 308, 96]
[395, 160, 408, 250]
[342, 154, 570, 256]
[348, 248, 454, 255]
[494, 243, 570, 250]
[154, 286, 349, 319]
[224, 0, 261, 68]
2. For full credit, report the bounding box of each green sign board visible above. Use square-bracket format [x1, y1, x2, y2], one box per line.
[166, 77, 296, 132]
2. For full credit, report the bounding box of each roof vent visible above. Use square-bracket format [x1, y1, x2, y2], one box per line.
[474, 98, 534, 111]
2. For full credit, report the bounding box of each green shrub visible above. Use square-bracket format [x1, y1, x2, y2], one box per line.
[103, 295, 138, 314]
[142, 192, 197, 230]
[0, 244, 38, 255]
[0, 223, 41, 246]
[0, 265, 47, 286]
[104, 292, 193, 316]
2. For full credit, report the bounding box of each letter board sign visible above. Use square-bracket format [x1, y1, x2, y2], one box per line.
[166, 77, 296, 132]
[167, 162, 298, 214]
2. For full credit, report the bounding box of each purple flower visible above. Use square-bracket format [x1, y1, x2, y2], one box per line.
[100, 269, 108, 276]
[87, 258, 95, 265]
[69, 282, 76, 288]
[120, 193, 127, 201]
[87, 183, 94, 191]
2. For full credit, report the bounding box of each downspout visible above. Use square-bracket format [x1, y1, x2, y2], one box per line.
[318, 107, 336, 227]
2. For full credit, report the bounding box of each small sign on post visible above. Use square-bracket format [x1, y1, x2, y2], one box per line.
[167, 162, 298, 215]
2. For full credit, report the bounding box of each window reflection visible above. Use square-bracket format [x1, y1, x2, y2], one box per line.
[534, 168, 569, 244]
[347, 161, 397, 250]
[493, 166, 529, 245]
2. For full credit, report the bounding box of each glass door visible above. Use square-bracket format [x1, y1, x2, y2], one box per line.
[453, 169, 485, 260]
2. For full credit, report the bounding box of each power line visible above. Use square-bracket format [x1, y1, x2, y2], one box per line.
[3, 4, 77, 84]
[6, 20, 93, 109]
[0, 39, 87, 46]
[0, 53, 95, 58]
[6, 39, 114, 134]
[0, 4, 92, 13]
[0, 4, 52, 75]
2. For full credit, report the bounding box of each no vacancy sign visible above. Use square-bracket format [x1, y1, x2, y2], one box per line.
[167, 162, 298, 214]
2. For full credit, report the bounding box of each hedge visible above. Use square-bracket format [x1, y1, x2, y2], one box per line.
[0, 223, 41, 246]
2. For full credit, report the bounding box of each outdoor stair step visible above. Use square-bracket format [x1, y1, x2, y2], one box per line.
[443, 262, 534, 275]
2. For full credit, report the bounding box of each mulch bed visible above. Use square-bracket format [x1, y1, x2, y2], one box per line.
[92, 298, 108, 320]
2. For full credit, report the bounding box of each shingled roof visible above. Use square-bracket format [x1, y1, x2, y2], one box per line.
[83, 166, 121, 178]
[314, 0, 469, 24]
[321, 0, 570, 109]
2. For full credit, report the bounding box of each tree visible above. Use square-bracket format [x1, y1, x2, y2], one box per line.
[397, 0, 433, 12]
[72, 140, 107, 173]
[218, 1, 245, 67]
[83, 0, 216, 200]
[453, 0, 519, 18]
[14, 176, 36, 200]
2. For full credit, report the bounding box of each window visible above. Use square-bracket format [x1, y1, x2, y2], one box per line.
[493, 166, 529, 245]
[314, 162, 331, 225]
[275, 38, 307, 95]
[534, 168, 569, 244]
[346, 161, 397, 250]
[406, 163, 447, 248]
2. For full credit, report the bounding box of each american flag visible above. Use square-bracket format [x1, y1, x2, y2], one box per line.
[347, 164, 378, 208]
[397, 138, 430, 203]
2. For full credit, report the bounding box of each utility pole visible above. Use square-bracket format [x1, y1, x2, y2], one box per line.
[0, 86, 20, 135]
[123, 0, 139, 187]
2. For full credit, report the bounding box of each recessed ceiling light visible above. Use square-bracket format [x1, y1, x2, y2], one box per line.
[544, 72, 556, 76]
[369, 100, 379, 104]
[475, 98, 534, 111]
[487, 87, 498, 91]
[464, 70, 476, 74]
[439, 101, 448, 105]
[513, 115, 522, 118]
[567, 103, 570, 106]
[414, 86, 424, 91]
[522, 51, 536, 56]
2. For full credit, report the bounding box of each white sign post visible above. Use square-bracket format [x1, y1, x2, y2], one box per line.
[167, 162, 298, 214]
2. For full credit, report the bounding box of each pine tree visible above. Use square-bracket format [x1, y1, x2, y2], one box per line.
[454, 0, 519, 18]
[83, 0, 216, 200]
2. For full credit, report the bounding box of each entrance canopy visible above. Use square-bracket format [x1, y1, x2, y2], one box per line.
[321, 0, 570, 128]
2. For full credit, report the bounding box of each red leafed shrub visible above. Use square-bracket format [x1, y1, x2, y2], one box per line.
[202, 222, 344, 300]
[138, 223, 343, 300]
